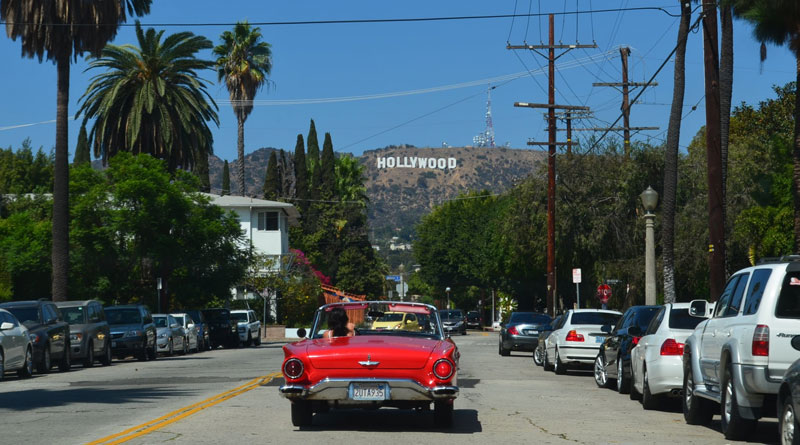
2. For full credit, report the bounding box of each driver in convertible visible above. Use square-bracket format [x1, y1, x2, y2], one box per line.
[323, 307, 355, 338]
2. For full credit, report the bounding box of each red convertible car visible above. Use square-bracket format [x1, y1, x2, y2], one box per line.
[279, 301, 460, 427]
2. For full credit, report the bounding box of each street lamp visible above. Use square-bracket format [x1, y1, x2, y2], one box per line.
[446, 287, 451, 309]
[640, 186, 658, 305]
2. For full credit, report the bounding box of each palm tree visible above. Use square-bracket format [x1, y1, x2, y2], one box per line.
[732, 1, 800, 250]
[335, 155, 368, 205]
[77, 22, 219, 172]
[213, 22, 273, 196]
[1, 0, 152, 301]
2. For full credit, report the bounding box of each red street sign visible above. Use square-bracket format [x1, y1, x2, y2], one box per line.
[596, 284, 612, 304]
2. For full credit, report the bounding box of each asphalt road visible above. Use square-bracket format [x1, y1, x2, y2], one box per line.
[0, 332, 780, 444]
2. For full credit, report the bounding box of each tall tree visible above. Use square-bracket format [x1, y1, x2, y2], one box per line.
[293, 134, 308, 214]
[196, 152, 210, 192]
[1, 0, 152, 301]
[732, 0, 800, 251]
[307, 120, 322, 199]
[77, 22, 218, 172]
[662, 1, 693, 303]
[320, 132, 336, 200]
[222, 160, 231, 196]
[213, 22, 273, 197]
[73, 125, 90, 165]
[263, 151, 280, 200]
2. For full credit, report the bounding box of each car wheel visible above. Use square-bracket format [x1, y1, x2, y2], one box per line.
[721, 364, 757, 440]
[433, 400, 454, 427]
[682, 355, 713, 425]
[100, 342, 112, 366]
[0, 349, 4, 381]
[290, 401, 313, 427]
[780, 394, 800, 445]
[58, 340, 71, 372]
[533, 346, 544, 366]
[616, 357, 629, 394]
[255, 330, 262, 346]
[83, 341, 94, 368]
[641, 367, 661, 410]
[498, 340, 510, 357]
[554, 348, 567, 375]
[18, 347, 33, 378]
[594, 354, 610, 388]
[168, 338, 174, 356]
[149, 342, 158, 360]
[181, 337, 188, 355]
[543, 348, 554, 371]
[246, 332, 253, 347]
[37, 344, 52, 373]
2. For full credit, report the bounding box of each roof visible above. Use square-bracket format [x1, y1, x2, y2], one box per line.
[0, 300, 46, 308]
[202, 193, 300, 226]
[54, 300, 99, 307]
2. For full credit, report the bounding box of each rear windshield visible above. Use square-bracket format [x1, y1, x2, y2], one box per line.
[60, 306, 86, 325]
[203, 310, 230, 322]
[5, 307, 39, 324]
[106, 309, 142, 325]
[571, 312, 620, 326]
[154, 316, 168, 328]
[776, 270, 800, 319]
[185, 310, 204, 322]
[230, 312, 248, 322]
[439, 310, 463, 319]
[377, 313, 404, 322]
[509, 313, 551, 324]
[668, 308, 705, 330]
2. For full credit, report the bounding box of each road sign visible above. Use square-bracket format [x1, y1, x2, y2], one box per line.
[386, 275, 401, 282]
[572, 268, 581, 283]
[396, 282, 408, 294]
[596, 284, 612, 304]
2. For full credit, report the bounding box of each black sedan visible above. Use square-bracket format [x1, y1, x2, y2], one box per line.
[499, 312, 552, 356]
[594, 305, 660, 394]
[0, 300, 71, 373]
[778, 336, 800, 445]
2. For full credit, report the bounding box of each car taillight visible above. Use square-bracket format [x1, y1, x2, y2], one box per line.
[660, 338, 684, 356]
[752, 324, 769, 357]
[565, 330, 584, 342]
[508, 326, 519, 336]
[283, 358, 304, 379]
[631, 336, 641, 346]
[433, 359, 454, 380]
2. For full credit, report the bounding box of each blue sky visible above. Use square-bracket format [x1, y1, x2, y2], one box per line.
[0, 1, 796, 162]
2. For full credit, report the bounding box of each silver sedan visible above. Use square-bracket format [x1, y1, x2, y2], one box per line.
[0, 309, 33, 379]
[154, 314, 187, 356]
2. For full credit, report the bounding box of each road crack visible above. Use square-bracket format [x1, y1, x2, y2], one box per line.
[510, 411, 584, 444]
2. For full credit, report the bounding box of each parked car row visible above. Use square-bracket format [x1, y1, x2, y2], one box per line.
[0, 299, 264, 380]
[523, 256, 800, 444]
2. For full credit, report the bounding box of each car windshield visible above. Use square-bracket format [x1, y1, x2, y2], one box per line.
[185, 310, 204, 323]
[203, 310, 229, 322]
[570, 312, 620, 326]
[467, 311, 480, 320]
[153, 316, 168, 328]
[6, 307, 39, 324]
[230, 312, 248, 322]
[312, 302, 441, 339]
[668, 308, 705, 330]
[509, 312, 551, 325]
[439, 310, 463, 320]
[60, 306, 86, 324]
[173, 316, 185, 325]
[107, 309, 142, 325]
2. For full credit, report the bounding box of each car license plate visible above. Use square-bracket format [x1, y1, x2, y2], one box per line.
[595, 336, 604, 343]
[350, 383, 389, 401]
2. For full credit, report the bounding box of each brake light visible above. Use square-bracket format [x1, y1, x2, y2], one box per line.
[565, 330, 584, 342]
[283, 358, 304, 379]
[660, 338, 684, 356]
[433, 359, 454, 379]
[752, 324, 769, 357]
[631, 336, 641, 346]
[508, 326, 519, 336]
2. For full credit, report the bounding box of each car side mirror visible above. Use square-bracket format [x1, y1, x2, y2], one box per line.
[689, 299, 709, 318]
[296, 328, 307, 339]
[0, 321, 13, 331]
[792, 336, 800, 352]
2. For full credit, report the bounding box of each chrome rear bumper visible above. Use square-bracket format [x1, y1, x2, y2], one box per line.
[279, 378, 459, 402]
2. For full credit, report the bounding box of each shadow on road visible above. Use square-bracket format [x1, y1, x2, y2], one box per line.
[0, 386, 192, 412]
[299, 408, 482, 433]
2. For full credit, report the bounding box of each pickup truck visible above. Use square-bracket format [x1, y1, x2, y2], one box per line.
[230, 309, 261, 347]
[682, 256, 800, 440]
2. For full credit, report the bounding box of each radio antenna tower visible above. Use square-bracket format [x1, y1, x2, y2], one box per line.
[473, 85, 496, 148]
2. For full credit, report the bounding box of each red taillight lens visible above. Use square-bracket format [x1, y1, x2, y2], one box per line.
[565, 330, 584, 342]
[433, 359, 454, 379]
[508, 326, 519, 336]
[631, 336, 641, 346]
[660, 338, 684, 356]
[283, 358, 304, 379]
[752, 324, 769, 357]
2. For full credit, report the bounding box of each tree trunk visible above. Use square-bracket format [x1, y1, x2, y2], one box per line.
[720, 5, 733, 269]
[662, 1, 691, 304]
[794, 55, 800, 252]
[237, 115, 246, 196]
[51, 55, 70, 302]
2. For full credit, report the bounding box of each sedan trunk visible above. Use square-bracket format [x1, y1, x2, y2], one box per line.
[306, 335, 440, 369]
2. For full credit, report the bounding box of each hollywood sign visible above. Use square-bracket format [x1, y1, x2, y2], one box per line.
[376, 157, 458, 170]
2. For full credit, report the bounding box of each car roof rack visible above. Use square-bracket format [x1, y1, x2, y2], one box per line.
[757, 255, 800, 264]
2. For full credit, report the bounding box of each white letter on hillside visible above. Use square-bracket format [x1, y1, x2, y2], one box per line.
[437, 158, 446, 169]
[448, 158, 457, 169]
[377, 157, 386, 169]
[387, 157, 396, 168]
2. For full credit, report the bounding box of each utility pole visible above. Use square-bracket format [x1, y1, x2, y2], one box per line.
[551, 111, 593, 155]
[702, 2, 725, 301]
[508, 14, 595, 317]
[591, 47, 659, 156]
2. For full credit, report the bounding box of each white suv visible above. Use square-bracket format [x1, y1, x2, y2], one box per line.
[683, 257, 800, 440]
[230, 310, 261, 347]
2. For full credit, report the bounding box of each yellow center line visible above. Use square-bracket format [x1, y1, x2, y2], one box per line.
[87, 371, 282, 445]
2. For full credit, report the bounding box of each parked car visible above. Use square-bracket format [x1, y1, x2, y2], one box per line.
[544, 309, 622, 375]
[0, 300, 71, 373]
[683, 256, 800, 440]
[230, 309, 261, 347]
[0, 308, 33, 379]
[183, 309, 210, 351]
[630, 302, 711, 409]
[533, 314, 563, 366]
[202, 308, 239, 349]
[499, 312, 552, 356]
[371, 311, 421, 331]
[778, 335, 800, 445]
[439, 309, 467, 335]
[55, 300, 112, 367]
[594, 305, 661, 394]
[466, 311, 482, 329]
[279, 301, 459, 427]
[105, 305, 157, 361]
[170, 312, 198, 353]
[154, 314, 187, 355]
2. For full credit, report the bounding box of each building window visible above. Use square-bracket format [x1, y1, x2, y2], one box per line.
[257, 211, 279, 231]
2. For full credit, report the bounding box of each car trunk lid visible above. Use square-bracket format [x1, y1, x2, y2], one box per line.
[306, 335, 439, 369]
